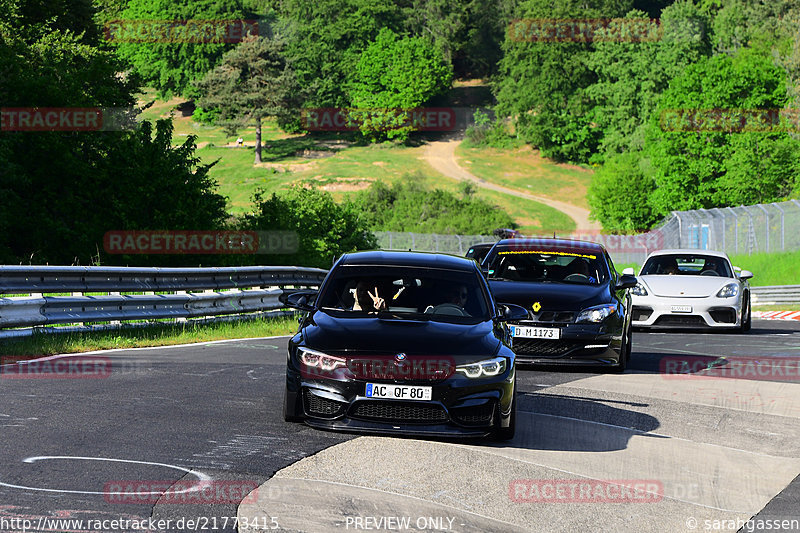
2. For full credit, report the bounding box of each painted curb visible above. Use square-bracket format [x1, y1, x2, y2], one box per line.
[753, 311, 800, 321]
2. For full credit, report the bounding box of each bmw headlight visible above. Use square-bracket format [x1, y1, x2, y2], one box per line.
[631, 283, 648, 296]
[576, 304, 618, 323]
[297, 347, 346, 371]
[456, 357, 507, 378]
[716, 283, 739, 298]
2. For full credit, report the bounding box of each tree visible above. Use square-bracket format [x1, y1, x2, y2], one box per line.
[196, 35, 300, 163]
[0, 1, 228, 265]
[588, 152, 659, 231]
[277, 0, 405, 109]
[494, 0, 634, 162]
[346, 28, 452, 140]
[644, 49, 800, 214]
[111, 0, 248, 98]
[586, 2, 710, 161]
[243, 186, 376, 268]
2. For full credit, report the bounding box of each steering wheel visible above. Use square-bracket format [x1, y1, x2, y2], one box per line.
[564, 273, 590, 282]
[700, 270, 719, 276]
[425, 303, 468, 317]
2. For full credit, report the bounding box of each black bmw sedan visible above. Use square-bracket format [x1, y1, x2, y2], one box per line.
[482, 239, 637, 372]
[282, 251, 526, 439]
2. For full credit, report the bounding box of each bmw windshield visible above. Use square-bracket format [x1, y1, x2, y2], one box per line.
[316, 266, 490, 323]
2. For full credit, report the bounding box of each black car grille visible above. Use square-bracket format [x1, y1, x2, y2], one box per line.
[531, 311, 576, 323]
[512, 339, 582, 357]
[709, 308, 736, 324]
[632, 306, 653, 321]
[653, 315, 707, 327]
[304, 390, 346, 418]
[451, 403, 495, 426]
[349, 401, 448, 423]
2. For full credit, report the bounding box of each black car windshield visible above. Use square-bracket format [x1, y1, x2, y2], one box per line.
[317, 265, 490, 322]
[641, 254, 733, 277]
[486, 249, 608, 284]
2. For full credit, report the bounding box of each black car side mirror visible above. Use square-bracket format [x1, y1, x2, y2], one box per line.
[495, 303, 528, 322]
[615, 274, 638, 290]
[282, 290, 318, 312]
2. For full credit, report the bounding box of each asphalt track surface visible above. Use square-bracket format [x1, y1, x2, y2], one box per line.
[1, 321, 799, 533]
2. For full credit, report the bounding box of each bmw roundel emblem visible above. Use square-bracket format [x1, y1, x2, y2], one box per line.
[395, 353, 407, 361]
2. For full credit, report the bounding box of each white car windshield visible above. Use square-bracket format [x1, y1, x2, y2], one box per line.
[641, 254, 732, 277]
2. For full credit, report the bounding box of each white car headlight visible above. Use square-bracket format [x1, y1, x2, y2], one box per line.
[298, 347, 346, 371]
[631, 283, 648, 296]
[576, 304, 618, 323]
[716, 283, 739, 298]
[456, 357, 507, 378]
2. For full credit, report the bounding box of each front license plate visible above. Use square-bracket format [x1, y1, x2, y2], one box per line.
[511, 326, 561, 339]
[365, 383, 432, 401]
[671, 305, 692, 313]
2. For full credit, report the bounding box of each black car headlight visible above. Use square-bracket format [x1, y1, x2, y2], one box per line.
[456, 357, 507, 378]
[631, 283, 648, 296]
[297, 347, 346, 371]
[576, 303, 618, 323]
[716, 283, 739, 298]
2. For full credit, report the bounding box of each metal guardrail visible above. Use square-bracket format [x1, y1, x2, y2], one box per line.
[0, 266, 328, 338]
[750, 285, 800, 306]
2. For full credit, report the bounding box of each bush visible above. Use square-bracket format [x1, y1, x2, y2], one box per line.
[353, 174, 516, 234]
[243, 186, 377, 268]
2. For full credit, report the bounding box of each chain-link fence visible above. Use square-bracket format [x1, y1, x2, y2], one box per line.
[670, 200, 800, 256]
[375, 199, 800, 266]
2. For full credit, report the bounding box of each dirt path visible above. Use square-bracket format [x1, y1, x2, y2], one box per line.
[422, 138, 601, 231]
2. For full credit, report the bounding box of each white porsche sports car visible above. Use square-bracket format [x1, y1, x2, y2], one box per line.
[624, 249, 753, 332]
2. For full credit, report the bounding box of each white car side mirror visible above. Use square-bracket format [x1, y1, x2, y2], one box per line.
[738, 270, 753, 280]
[622, 267, 635, 275]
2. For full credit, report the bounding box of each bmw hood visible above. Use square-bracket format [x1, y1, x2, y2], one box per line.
[488, 280, 608, 311]
[639, 275, 733, 298]
[303, 311, 500, 357]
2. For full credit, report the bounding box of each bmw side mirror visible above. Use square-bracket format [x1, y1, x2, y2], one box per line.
[616, 274, 638, 290]
[282, 290, 317, 312]
[495, 303, 528, 322]
[738, 269, 753, 280]
[622, 267, 635, 275]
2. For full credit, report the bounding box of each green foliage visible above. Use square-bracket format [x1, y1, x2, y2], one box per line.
[494, 0, 634, 163]
[645, 49, 800, 215]
[243, 186, 377, 268]
[587, 3, 710, 161]
[112, 0, 248, 98]
[346, 28, 453, 141]
[0, 2, 228, 265]
[278, 0, 405, 109]
[353, 175, 517, 234]
[464, 110, 521, 148]
[588, 152, 659, 232]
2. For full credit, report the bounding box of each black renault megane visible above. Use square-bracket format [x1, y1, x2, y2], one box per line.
[282, 251, 526, 439]
[482, 238, 637, 372]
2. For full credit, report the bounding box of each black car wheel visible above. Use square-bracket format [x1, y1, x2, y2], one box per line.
[493, 384, 516, 441]
[740, 294, 751, 333]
